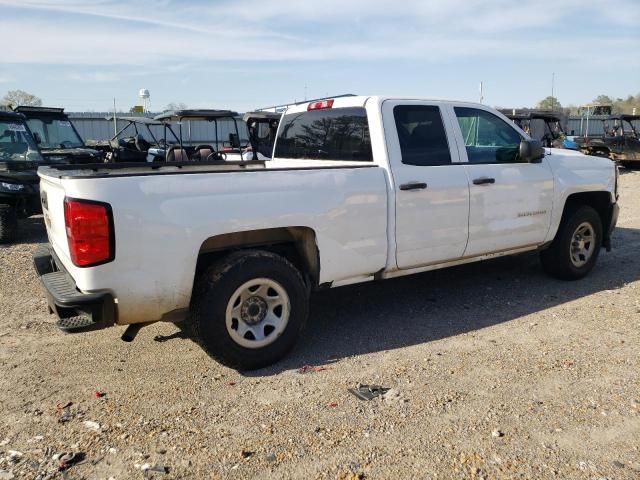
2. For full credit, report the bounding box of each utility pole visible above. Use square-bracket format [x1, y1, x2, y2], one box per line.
[479, 81, 484, 104]
[113, 97, 117, 137]
[550, 72, 555, 111]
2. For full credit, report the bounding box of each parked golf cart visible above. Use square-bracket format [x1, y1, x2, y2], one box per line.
[243, 111, 281, 160]
[506, 111, 575, 149]
[576, 115, 640, 168]
[0, 110, 44, 243]
[90, 116, 181, 162]
[13, 106, 102, 163]
[153, 109, 249, 161]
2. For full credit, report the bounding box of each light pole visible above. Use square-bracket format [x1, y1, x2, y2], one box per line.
[550, 72, 555, 111]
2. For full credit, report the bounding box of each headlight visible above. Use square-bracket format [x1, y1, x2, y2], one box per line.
[0, 182, 25, 192]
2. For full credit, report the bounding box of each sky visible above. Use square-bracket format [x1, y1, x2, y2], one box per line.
[0, 0, 638, 112]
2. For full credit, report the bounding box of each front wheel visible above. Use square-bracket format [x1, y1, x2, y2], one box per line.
[0, 204, 18, 244]
[190, 250, 309, 370]
[540, 205, 602, 280]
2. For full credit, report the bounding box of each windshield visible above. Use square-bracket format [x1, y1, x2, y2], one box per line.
[26, 117, 84, 149]
[0, 120, 43, 161]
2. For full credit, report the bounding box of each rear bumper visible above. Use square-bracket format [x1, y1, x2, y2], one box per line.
[33, 244, 115, 332]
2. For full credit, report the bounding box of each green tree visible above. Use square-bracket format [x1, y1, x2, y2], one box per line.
[164, 102, 187, 112]
[1, 89, 43, 108]
[593, 95, 613, 105]
[537, 96, 562, 111]
[615, 94, 640, 114]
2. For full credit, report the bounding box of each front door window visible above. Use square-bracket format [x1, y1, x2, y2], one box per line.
[454, 107, 523, 164]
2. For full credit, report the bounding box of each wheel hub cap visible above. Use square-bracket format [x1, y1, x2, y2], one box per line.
[241, 296, 268, 325]
[570, 222, 595, 268]
[225, 278, 291, 349]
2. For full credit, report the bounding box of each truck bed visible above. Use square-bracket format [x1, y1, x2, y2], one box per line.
[37, 160, 389, 325]
[38, 159, 376, 179]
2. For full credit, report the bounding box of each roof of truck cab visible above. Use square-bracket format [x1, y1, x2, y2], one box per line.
[154, 109, 239, 121]
[282, 96, 491, 114]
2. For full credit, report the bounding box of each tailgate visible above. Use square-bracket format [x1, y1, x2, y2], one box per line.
[38, 173, 71, 266]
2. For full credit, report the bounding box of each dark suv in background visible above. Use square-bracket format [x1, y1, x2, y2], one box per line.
[0, 109, 43, 243]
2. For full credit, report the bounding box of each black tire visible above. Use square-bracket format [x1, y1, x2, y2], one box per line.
[0, 204, 18, 244]
[540, 205, 602, 280]
[190, 250, 309, 370]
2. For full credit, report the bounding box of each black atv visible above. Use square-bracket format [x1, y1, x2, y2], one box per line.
[0, 110, 44, 243]
[505, 111, 573, 149]
[13, 106, 102, 164]
[576, 115, 640, 169]
[243, 111, 281, 160]
[88, 116, 181, 162]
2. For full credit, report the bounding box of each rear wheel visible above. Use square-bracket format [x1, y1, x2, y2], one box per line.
[190, 250, 309, 370]
[540, 205, 602, 280]
[0, 204, 18, 244]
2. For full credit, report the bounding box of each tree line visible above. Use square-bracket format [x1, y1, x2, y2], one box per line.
[536, 94, 640, 115]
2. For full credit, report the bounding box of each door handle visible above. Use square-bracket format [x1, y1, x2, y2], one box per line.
[473, 177, 495, 185]
[399, 182, 427, 191]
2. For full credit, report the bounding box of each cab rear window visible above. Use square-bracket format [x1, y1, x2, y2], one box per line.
[274, 107, 372, 161]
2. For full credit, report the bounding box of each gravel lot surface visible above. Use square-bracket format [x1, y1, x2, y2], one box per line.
[1, 170, 639, 480]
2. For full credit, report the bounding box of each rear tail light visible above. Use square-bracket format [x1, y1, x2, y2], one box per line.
[307, 99, 334, 111]
[64, 198, 114, 267]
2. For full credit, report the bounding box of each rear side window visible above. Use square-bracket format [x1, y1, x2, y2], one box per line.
[393, 105, 451, 166]
[274, 107, 372, 161]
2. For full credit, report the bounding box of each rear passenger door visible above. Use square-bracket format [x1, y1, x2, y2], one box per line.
[382, 101, 470, 269]
[450, 106, 554, 256]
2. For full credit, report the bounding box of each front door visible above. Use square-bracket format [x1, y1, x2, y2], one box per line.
[449, 106, 554, 257]
[383, 101, 470, 269]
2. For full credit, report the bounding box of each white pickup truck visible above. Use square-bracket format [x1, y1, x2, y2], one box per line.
[34, 96, 619, 369]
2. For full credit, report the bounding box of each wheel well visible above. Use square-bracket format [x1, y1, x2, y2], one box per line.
[562, 191, 613, 230]
[195, 227, 320, 287]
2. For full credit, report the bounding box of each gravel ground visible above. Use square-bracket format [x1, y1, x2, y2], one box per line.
[1, 170, 639, 480]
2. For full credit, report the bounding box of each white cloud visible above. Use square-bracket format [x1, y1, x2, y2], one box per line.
[68, 72, 120, 82]
[0, 0, 637, 69]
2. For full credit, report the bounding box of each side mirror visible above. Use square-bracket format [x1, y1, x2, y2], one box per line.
[519, 139, 545, 163]
[32, 132, 42, 145]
